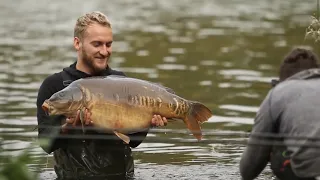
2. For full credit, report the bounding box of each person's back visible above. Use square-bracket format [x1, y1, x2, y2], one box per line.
[270, 69, 320, 178]
[240, 48, 320, 180]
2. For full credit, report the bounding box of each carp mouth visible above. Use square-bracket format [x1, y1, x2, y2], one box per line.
[42, 101, 50, 114]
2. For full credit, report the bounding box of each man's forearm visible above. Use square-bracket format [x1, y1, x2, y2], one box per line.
[37, 114, 67, 153]
[240, 140, 271, 180]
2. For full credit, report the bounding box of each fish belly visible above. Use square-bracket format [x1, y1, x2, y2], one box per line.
[90, 101, 153, 134]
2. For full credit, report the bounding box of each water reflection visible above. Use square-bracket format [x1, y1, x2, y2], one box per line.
[0, 0, 319, 179]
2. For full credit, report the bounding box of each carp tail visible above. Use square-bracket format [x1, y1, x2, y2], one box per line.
[183, 101, 212, 141]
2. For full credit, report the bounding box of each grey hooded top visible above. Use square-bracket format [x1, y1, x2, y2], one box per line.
[240, 68, 320, 179]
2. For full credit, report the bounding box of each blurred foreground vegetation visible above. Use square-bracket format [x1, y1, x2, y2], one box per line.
[0, 143, 39, 180]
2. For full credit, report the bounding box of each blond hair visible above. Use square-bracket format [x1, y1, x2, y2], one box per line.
[74, 11, 111, 40]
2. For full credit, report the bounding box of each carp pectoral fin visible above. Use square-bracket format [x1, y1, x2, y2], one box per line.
[114, 131, 130, 144]
[79, 108, 85, 133]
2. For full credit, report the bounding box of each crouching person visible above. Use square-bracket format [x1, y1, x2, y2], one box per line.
[240, 48, 320, 180]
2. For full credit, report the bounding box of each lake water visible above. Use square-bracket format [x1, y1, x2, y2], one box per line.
[0, 0, 319, 179]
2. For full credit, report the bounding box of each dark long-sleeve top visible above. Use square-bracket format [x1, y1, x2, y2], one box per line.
[36, 62, 148, 178]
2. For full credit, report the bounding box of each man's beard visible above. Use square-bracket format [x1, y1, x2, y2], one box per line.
[82, 49, 108, 75]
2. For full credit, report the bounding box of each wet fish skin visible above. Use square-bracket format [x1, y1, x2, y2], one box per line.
[42, 75, 213, 143]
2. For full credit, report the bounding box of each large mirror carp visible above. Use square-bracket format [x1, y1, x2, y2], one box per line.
[42, 75, 213, 143]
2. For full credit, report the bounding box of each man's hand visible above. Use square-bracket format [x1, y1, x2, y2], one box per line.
[61, 108, 93, 133]
[151, 115, 168, 127]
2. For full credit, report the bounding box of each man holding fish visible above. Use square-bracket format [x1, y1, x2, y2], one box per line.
[36, 11, 170, 179]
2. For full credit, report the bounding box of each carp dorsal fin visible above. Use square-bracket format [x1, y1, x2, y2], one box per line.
[114, 131, 130, 144]
[163, 86, 176, 95]
[107, 75, 176, 94]
[107, 75, 127, 78]
[152, 82, 176, 94]
[83, 76, 105, 80]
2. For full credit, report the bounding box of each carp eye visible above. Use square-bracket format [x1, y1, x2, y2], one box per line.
[71, 87, 83, 100]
